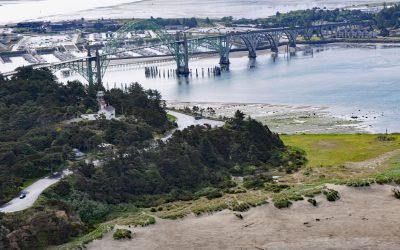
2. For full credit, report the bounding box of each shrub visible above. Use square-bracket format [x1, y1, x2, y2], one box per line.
[234, 188, 247, 194]
[231, 202, 250, 212]
[376, 135, 395, 142]
[195, 187, 221, 199]
[392, 188, 400, 199]
[224, 189, 235, 194]
[273, 199, 292, 209]
[150, 207, 157, 212]
[303, 189, 322, 198]
[243, 175, 272, 190]
[346, 180, 370, 187]
[206, 190, 223, 200]
[323, 189, 340, 202]
[113, 229, 132, 240]
[265, 183, 290, 193]
[307, 198, 317, 206]
[234, 213, 243, 219]
[140, 216, 156, 227]
[288, 193, 304, 201]
[375, 176, 389, 185]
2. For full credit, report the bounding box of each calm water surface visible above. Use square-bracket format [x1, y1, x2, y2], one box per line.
[0, 0, 390, 24]
[101, 44, 400, 133]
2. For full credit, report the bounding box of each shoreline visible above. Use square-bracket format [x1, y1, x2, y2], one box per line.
[87, 184, 400, 250]
[167, 101, 372, 134]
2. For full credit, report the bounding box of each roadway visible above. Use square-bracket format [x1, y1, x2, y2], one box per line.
[163, 110, 224, 141]
[169, 110, 224, 130]
[0, 170, 71, 213]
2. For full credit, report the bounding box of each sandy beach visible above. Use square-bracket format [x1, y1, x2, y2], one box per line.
[88, 184, 400, 250]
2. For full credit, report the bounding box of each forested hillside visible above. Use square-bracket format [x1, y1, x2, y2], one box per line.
[0, 69, 304, 249]
[0, 68, 169, 204]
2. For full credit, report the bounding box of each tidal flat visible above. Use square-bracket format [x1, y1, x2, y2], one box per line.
[168, 101, 369, 134]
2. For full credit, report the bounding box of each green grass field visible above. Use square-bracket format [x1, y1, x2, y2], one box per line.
[166, 114, 177, 122]
[281, 134, 400, 167]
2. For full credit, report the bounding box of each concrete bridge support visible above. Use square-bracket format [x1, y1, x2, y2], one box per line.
[284, 30, 298, 48]
[268, 31, 281, 53]
[241, 33, 259, 58]
[175, 32, 190, 76]
[95, 49, 102, 85]
[218, 36, 231, 70]
[86, 48, 94, 85]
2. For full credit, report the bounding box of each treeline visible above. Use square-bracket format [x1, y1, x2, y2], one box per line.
[226, 5, 400, 31]
[375, 4, 400, 34]
[149, 17, 199, 28]
[0, 68, 169, 204]
[264, 8, 373, 27]
[223, 8, 373, 27]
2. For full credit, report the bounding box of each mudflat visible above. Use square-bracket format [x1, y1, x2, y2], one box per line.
[88, 184, 400, 250]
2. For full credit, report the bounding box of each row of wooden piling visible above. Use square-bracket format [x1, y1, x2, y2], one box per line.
[145, 66, 224, 78]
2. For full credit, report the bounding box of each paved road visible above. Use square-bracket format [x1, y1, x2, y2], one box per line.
[163, 111, 224, 141]
[0, 170, 71, 213]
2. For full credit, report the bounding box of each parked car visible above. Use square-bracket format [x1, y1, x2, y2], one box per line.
[19, 193, 26, 199]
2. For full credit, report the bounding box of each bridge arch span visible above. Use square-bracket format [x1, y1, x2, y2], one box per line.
[256, 32, 281, 53]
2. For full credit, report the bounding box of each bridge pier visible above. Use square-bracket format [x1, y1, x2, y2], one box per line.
[219, 56, 230, 70]
[240, 33, 259, 59]
[95, 49, 102, 85]
[217, 36, 231, 70]
[87, 48, 94, 85]
[248, 50, 257, 59]
[175, 32, 190, 76]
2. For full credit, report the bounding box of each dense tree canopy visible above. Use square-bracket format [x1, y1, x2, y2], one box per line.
[227, 5, 400, 32]
[71, 115, 304, 206]
[0, 68, 169, 204]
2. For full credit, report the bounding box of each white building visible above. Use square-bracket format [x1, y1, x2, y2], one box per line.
[96, 91, 115, 120]
[98, 105, 115, 120]
[81, 91, 116, 120]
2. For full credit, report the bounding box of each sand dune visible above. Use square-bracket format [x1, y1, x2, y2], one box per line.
[88, 184, 400, 250]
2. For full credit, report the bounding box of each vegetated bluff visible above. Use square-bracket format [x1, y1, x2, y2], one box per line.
[0, 68, 305, 249]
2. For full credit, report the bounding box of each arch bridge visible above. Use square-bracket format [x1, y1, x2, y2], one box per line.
[2, 20, 373, 84]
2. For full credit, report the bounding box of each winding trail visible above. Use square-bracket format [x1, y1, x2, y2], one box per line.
[345, 149, 400, 169]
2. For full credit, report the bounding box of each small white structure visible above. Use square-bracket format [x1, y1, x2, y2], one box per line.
[81, 91, 116, 120]
[96, 91, 115, 120]
[98, 105, 116, 120]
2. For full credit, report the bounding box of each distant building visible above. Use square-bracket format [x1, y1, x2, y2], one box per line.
[336, 28, 376, 39]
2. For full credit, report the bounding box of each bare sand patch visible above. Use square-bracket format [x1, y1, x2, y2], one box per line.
[88, 184, 400, 250]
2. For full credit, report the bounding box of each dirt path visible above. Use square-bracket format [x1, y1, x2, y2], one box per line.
[345, 149, 400, 169]
[88, 184, 400, 250]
